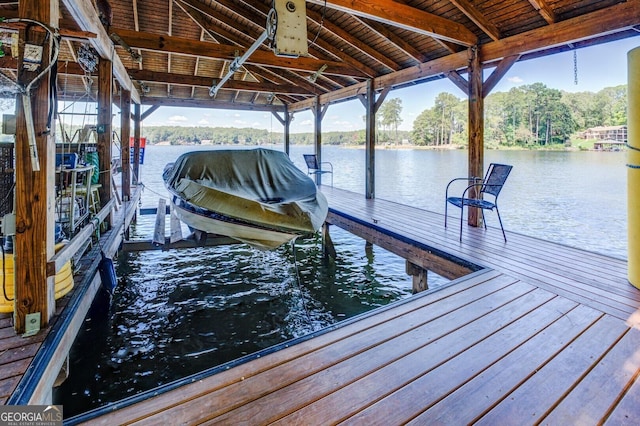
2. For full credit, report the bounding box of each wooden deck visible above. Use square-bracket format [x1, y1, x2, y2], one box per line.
[1, 189, 140, 405]
[71, 187, 639, 425]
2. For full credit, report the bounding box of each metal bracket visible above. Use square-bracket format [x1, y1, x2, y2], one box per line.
[23, 312, 41, 337]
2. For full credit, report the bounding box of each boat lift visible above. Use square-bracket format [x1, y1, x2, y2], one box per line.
[209, 0, 308, 97]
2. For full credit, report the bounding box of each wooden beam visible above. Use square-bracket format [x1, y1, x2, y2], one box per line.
[483, 54, 520, 97]
[527, 0, 556, 24]
[312, 98, 323, 186]
[13, 0, 58, 333]
[481, 0, 640, 61]
[362, 19, 426, 64]
[141, 105, 160, 121]
[326, 211, 473, 280]
[446, 70, 468, 94]
[61, 0, 140, 103]
[140, 96, 286, 112]
[364, 79, 375, 199]
[304, 10, 401, 72]
[449, 0, 501, 41]
[153, 199, 166, 246]
[133, 103, 141, 183]
[467, 47, 483, 228]
[283, 107, 291, 155]
[120, 89, 131, 201]
[111, 28, 368, 79]
[307, 0, 477, 47]
[97, 58, 113, 210]
[128, 69, 319, 96]
[0, 20, 97, 42]
[46, 199, 115, 277]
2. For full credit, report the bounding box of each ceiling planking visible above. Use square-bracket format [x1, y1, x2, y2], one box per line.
[0, 0, 637, 112]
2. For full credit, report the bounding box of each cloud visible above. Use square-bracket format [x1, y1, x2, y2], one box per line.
[168, 115, 188, 124]
[198, 119, 209, 125]
[507, 76, 523, 84]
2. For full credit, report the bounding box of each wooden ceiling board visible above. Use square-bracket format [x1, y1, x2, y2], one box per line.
[550, 0, 625, 20]
[135, 0, 171, 34]
[109, 0, 136, 32]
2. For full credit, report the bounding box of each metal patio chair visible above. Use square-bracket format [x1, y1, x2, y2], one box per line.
[303, 154, 333, 186]
[445, 163, 513, 242]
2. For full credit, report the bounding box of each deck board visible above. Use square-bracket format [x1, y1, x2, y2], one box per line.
[322, 187, 635, 319]
[62, 187, 640, 424]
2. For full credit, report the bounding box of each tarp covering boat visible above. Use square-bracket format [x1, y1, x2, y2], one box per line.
[163, 148, 328, 249]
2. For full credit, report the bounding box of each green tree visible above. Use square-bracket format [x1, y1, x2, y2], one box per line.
[378, 98, 403, 144]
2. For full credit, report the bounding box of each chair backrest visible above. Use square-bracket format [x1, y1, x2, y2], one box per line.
[481, 163, 513, 198]
[303, 154, 320, 170]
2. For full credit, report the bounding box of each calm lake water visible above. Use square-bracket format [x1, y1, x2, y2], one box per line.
[55, 144, 628, 417]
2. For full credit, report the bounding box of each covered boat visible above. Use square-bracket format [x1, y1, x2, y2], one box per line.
[163, 148, 328, 250]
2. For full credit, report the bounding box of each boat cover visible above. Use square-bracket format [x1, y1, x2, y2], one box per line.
[163, 148, 328, 238]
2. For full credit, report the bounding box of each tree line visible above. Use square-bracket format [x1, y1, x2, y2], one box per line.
[136, 83, 626, 148]
[412, 83, 626, 147]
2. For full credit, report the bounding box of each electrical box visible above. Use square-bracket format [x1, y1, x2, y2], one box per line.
[272, 0, 308, 58]
[2, 114, 15, 135]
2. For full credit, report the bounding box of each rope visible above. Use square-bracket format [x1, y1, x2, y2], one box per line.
[626, 142, 640, 152]
[290, 238, 315, 331]
[627, 164, 640, 169]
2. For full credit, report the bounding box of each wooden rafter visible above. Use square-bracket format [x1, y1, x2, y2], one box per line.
[449, 0, 501, 41]
[235, 0, 378, 77]
[483, 54, 520, 96]
[306, 0, 477, 46]
[61, 0, 140, 103]
[167, 0, 173, 97]
[527, 0, 556, 24]
[110, 28, 368, 78]
[127, 68, 316, 96]
[361, 19, 426, 64]
[180, 0, 374, 82]
[304, 7, 401, 72]
[175, 0, 346, 101]
[140, 96, 285, 112]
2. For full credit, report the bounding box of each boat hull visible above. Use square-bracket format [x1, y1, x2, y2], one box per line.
[163, 148, 328, 249]
[171, 196, 299, 250]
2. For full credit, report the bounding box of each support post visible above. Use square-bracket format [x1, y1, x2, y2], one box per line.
[467, 46, 484, 227]
[120, 89, 131, 201]
[628, 47, 640, 289]
[133, 103, 141, 184]
[312, 97, 326, 185]
[322, 222, 336, 259]
[284, 106, 291, 155]
[13, 0, 59, 333]
[365, 79, 376, 199]
[97, 58, 113, 213]
[406, 261, 428, 293]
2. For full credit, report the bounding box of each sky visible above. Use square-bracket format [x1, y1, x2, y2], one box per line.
[139, 36, 640, 133]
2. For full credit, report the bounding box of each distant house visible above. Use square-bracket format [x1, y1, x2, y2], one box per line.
[580, 125, 627, 143]
[593, 139, 625, 151]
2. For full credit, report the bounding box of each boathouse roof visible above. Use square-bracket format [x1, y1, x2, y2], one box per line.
[1, 0, 639, 112]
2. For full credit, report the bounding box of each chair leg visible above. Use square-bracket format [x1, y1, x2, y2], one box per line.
[459, 205, 464, 242]
[444, 201, 448, 228]
[495, 206, 507, 242]
[480, 209, 487, 229]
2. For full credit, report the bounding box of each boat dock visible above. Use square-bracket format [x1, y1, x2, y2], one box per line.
[67, 186, 639, 424]
[1, 188, 140, 405]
